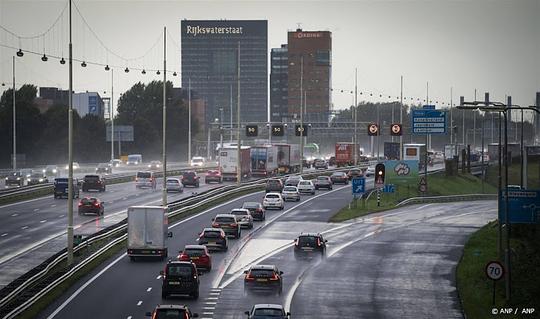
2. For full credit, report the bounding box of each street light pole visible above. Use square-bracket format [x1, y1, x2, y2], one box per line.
[236, 42, 242, 185]
[67, 0, 74, 266]
[111, 68, 114, 161]
[299, 56, 304, 174]
[188, 78, 191, 163]
[400, 75, 403, 160]
[162, 26, 167, 207]
[354, 67, 358, 166]
[219, 107, 223, 167]
[12, 56, 16, 171]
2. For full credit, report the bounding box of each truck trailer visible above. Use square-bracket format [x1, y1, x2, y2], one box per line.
[275, 143, 301, 174]
[335, 142, 356, 167]
[219, 146, 251, 181]
[127, 206, 172, 261]
[250, 145, 279, 177]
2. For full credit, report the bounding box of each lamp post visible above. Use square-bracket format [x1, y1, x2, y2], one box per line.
[67, 0, 74, 266]
[188, 78, 191, 163]
[236, 42, 241, 185]
[110, 68, 114, 162]
[299, 56, 304, 174]
[162, 26, 167, 207]
[354, 67, 358, 166]
[12, 56, 16, 171]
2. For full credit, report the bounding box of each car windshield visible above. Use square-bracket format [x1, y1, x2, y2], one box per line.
[299, 181, 310, 185]
[84, 176, 100, 181]
[253, 308, 285, 317]
[283, 186, 297, 192]
[332, 172, 345, 177]
[128, 155, 140, 161]
[268, 180, 280, 185]
[97, 163, 108, 168]
[151, 161, 160, 164]
[192, 158, 204, 163]
[266, 194, 280, 199]
[250, 269, 275, 278]
[215, 216, 235, 223]
[30, 173, 44, 178]
[137, 172, 151, 178]
[81, 198, 96, 205]
[350, 170, 360, 174]
[167, 264, 194, 277]
[167, 179, 179, 184]
[154, 309, 186, 319]
[242, 202, 259, 209]
[55, 178, 68, 184]
[203, 230, 222, 238]
[298, 236, 317, 246]
[183, 172, 196, 178]
[184, 248, 205, 256]
[317, 176, 328, 181]
[231, 210, 248, 216]
[9, 172, 21, 177]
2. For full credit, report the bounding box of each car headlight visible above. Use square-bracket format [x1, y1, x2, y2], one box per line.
[53, 169, 57, 173]
[42, 169, 46, 173]
[27, 179, 31, 182]
[148, 165, 151, 168]
[16, 177, 20, 180]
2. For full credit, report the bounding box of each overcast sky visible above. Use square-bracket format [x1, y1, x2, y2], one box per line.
[0, 0, 539, 117]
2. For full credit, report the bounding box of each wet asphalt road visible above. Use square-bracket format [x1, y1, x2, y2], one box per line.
[37, 180, 497, 319]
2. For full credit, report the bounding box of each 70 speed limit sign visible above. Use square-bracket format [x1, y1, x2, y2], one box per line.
[485, 261, 504, 281]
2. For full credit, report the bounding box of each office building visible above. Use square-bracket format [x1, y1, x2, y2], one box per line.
[270, 44, 288, 122]
[72, 92, 104, 118]
[181, 20, 268, 129]
[287, 29, 332, 123]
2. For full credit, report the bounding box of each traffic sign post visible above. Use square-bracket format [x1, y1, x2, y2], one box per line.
[377, 189, 381, 207]
[383, 184, 395, 193]
[411, 109, 448, 135]
[499, 189, 540, 224]
[419, 176, 427, 194]
[352, 177, 365, 209]
[485, 260, 504, 305]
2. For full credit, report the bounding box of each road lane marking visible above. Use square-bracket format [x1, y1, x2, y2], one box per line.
[11, 213, 18, 217]
[34, 208, 40, 212]
[51, 204, 56, 207]
[137, 301, 142, 306]
[206, 297, 219, 300]
[127, 316, 132, 319]
[209, 292, 220, 295]
[40, 220, 47, 223]
[156, 275, 161, 280]
[1, 233, 7, 237]
[21, 226, 28, 230]
[146, 287, 152, 292]
[58, 214, 64, 218]
[203, 312, 214, 315]
[205, 302, 217, 305]
[203, 307, 215, 310]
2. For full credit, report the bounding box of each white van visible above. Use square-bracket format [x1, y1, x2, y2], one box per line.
[127, 154, 143, 165]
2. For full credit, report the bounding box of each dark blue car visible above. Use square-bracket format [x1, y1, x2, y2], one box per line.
[54, 178, 80, 199]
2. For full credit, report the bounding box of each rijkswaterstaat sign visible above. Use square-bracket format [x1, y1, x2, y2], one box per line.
[182, 20, 267, 37]
[185, 25, 244, 37]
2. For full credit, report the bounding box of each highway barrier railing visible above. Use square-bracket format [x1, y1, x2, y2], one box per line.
[0, 166, 358, 318]
[395, 193, 497, 207]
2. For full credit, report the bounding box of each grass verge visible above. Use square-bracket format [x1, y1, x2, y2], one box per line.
[457, 222, 540, 318]
[330, 172, 497, 222]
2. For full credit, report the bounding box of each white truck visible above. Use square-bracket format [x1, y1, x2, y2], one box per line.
[127, 206, 172, 261]
[219, 146, 251, 181]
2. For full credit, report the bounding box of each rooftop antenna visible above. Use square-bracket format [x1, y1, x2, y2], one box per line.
[296, 22, 302, 31]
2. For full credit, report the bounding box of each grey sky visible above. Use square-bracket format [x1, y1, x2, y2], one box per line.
[1, 0, 538, 118]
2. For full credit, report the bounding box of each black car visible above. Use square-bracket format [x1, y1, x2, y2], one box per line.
[5, 172, 24, 187]
[330, 172, 348, 184]
[265, 179, 283, 193]
[197, 228, 228, 251]
[54, 178, 80, 199]
[82, 175, 106, 192]
[146, 305, 199, 319]
[294, 233, 327, 258]
[27, 172, 49, 185]
[160, 261, 200, 299]
[244, 265, 283, 295]
[242, 202, 266, 221]
[182, 171, 200, 187]
[328, 156, 336, 166]
[245, 304, 290, 319]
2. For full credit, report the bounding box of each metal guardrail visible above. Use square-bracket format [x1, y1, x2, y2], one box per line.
[395, 193, 497, 207]
[0, 166, 356, 318]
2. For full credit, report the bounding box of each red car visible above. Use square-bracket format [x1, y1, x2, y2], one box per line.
[77, 197, 104, 216]
[178, 244, 212, 271]
[205, 170, 223, 184]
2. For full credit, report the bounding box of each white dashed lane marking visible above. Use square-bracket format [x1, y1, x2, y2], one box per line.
[40, 220, 47, 223]
[136, 301, 142, 306]
[1, 233, 8, 237]
[34, 208, 39, 212]
[11, 213, 18, 217]
[146, 287, 152, 292]
[51, 204, 56, 207]
[21, 226, 29, 230]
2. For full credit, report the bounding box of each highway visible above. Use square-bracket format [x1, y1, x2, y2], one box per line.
[37, 180, 496, 319]
[0, 170, 226, 288]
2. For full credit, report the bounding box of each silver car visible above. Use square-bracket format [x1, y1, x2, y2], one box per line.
[281, 186, 300, 202]
[230, 208, 254, 229]
[165, 178, 183, 193]
[297, 180, 316, 195]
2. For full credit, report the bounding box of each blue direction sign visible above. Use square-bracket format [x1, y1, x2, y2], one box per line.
[499, 189, 540, 224]
[352, 177, 365, 195]
[383, 184, 395, 193]
[412, 108, 447, 135]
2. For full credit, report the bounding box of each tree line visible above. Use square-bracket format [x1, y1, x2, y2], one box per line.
[0, 81, 195, 168]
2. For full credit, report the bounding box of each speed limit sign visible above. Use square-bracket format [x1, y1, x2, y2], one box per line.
[485, 261, 504, 281]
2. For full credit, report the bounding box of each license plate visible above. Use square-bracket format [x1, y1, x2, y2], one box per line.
[208, 242, 216, 245]
[256, 278, 268, 282]
[169, 281, 180, 285]
[191, 257, 199, 260]
[302, 248, 314, 251]
[141, 250, 150, 254]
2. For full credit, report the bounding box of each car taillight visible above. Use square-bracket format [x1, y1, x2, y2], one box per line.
[94, 203, 100, 207]
[135, 178, 138, 182]
[245, 273, 255, 281]
[270, 273, 279, 281]
[178, 254, 189, 260]
[78, 202, 82, 207]
[317, 238, 321, 246]
[294, 239, 298, 246]
[220, 233, 226, 239]
[212, 223, 219, 227]
[230, 223, 237, 227]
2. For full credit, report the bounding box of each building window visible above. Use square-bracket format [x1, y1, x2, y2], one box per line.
[316, 50, 330, 66]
